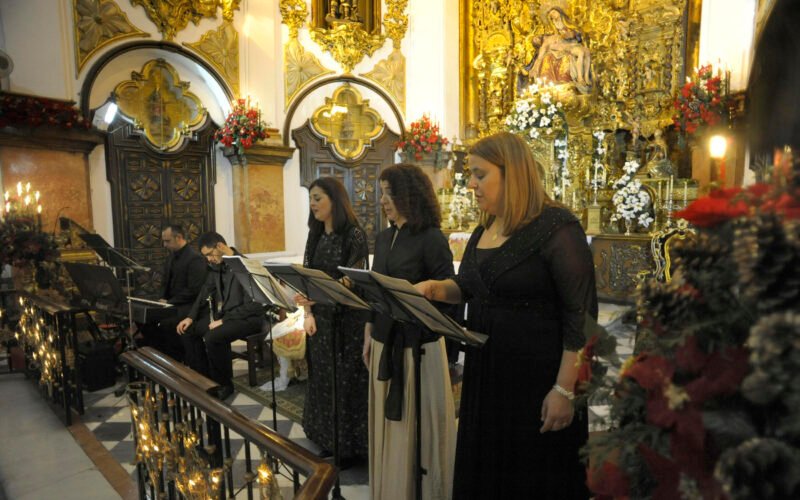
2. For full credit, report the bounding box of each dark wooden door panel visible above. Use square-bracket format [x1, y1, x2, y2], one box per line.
[106, 121, 216, 296]
[292, 122, 398, 250]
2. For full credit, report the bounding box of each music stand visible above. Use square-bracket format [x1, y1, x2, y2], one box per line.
[78, 233, 149, 335]
[223, 257, 297, 431]
[63, 262, 127, 312]
[266, 263, 372, 500]
[78, 233, 149, 271]
[337, 266, 487, 500]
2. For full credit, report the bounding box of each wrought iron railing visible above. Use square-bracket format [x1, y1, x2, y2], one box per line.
[122, 347, 336, 499]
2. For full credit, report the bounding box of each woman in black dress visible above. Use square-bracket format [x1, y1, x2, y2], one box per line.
[364, 163, 457, 500]
[296, 177, 369, 462]
[417, 132, 597, 499]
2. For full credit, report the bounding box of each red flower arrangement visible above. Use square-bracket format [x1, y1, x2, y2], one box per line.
[213, 98, 269, 156]
[672, 65, 729, 141]
[396, 114, 449, 164]
[0, 93, 89, 130]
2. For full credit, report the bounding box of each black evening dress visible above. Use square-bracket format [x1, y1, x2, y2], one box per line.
[452, 206, 597, 499]
[302, 225, 370, 459]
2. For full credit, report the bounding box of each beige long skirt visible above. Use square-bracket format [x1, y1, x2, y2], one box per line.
[368, 337, 456, 500]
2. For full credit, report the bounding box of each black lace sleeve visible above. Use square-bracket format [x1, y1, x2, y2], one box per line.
[343, 225, 369, 270]
[541, 221, 598, 351]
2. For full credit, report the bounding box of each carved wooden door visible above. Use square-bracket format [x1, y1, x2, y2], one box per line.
[105, 120, 216, 295]
[292, 122, 399, 249]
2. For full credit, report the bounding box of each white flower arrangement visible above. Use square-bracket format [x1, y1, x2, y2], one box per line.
[609, 159, 654, 228]
[505, 81, 565, 141]
[448, 172, 474, 229]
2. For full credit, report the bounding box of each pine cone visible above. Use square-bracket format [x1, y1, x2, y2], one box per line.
[733, 215, 800, 314]
[715, 438, 800, 500]
[742, 311, 800, 415]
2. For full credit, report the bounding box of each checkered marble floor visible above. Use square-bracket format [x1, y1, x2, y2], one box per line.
[74, 303, 635, 499]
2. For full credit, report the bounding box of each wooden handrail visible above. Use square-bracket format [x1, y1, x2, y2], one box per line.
[122, 350, 336, 499]
[135, 346, 220, 393]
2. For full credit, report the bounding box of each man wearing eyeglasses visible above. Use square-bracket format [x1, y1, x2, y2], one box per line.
[176, 232, 265, 399]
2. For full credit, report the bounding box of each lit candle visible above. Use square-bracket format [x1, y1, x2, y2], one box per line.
[25, 182, 30, 193]
[24, 195, 30, 206]
[35, 191, 40, 202]
[4, 202, 9, 212]
[3, 191, 8, 201]
[37, 204, 42, 214]
[17, 182, 22, 196]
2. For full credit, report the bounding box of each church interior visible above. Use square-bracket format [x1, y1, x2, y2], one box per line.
[1, 0, 798, 499]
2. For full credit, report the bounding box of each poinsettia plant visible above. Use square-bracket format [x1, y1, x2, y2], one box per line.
[213, 98, 269, 156]
[396, 114, 449, 164]
[672, 64, 730, 144]
[582, 167, 800, 500]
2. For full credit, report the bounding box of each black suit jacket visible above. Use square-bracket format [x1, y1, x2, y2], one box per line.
[187, 248, 264, 323]
[162, 244, 208, 318]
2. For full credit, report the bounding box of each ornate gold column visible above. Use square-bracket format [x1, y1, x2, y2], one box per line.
[224, 135, 294, 253]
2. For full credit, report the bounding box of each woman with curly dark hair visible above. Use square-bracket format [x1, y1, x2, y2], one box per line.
[295, 177, 370, 466]
[363, 163, 457, 500]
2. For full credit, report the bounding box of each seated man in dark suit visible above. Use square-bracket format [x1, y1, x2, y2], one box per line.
[176, 232, 265, 399]
[138, 223, 207, 360]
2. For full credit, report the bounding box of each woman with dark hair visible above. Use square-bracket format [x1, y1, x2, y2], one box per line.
[364, 163, 456, 500]
[417, 132, 596, 499]
[296, 176, 370, 463]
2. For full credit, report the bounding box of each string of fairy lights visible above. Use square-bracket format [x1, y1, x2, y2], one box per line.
[127, 382, 280, 499]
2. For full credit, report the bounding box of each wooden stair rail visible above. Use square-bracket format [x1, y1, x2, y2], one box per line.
[121, 349, 336, 499]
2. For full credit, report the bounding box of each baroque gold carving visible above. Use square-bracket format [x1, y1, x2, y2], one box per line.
[184, 21, 240, 96]
[361, 48, 405, 112]
[310, 21, 385, 73]
[130, 0, 241, 41]
[284, 38, 334, 108]
[462, 0, 687, 138]
[279, 0, 308, 39]
[383, 0, 409, 49]
[73, 0, 149, 74]
[310, 84, 384, 161]
[114, 59, 207, 150]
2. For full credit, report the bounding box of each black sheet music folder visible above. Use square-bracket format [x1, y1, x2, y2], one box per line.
[337, 267, 488, 347]
[264, 263, 371, 311]
[222, 256, 298, 312]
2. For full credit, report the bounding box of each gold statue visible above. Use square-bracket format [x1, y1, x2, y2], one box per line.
[527, 3, 592, 94]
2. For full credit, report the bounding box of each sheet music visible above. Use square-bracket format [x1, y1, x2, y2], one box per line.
[266, 263, 371, 310]
[223, 256, 297, 311]
[338, 267, 488, 346]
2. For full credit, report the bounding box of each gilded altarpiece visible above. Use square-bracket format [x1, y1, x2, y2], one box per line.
[461, 0, 689, 194]
[105, 120, 216, 296]
[462, 0, 694, 301]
